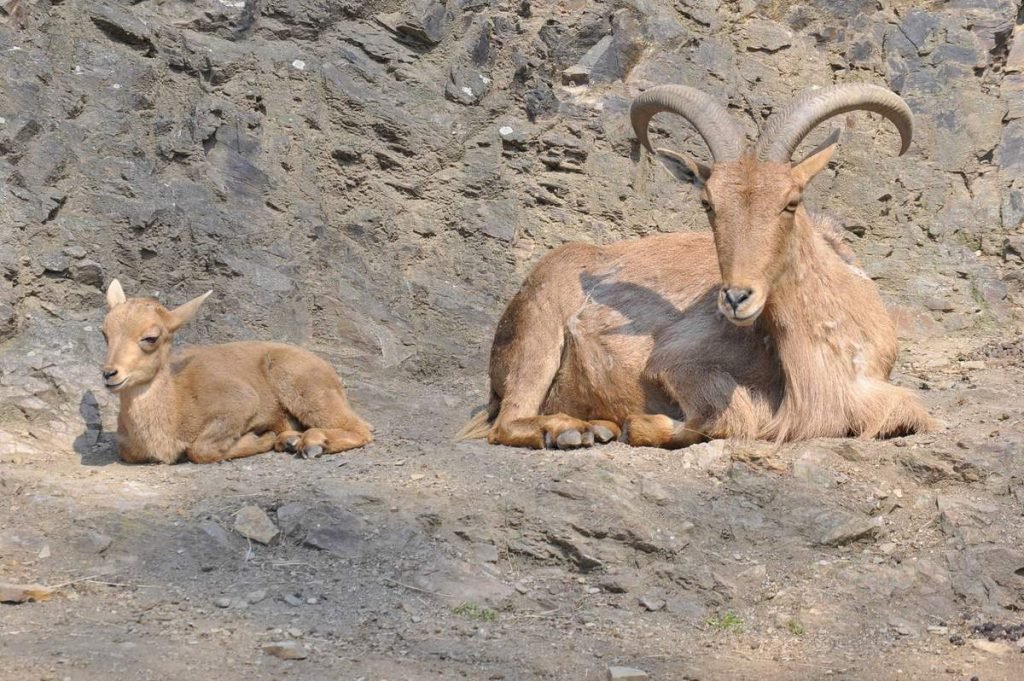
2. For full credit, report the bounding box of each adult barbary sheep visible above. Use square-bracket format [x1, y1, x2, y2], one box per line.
[460, 83, 934, 450]
[101, 280, 373, 463]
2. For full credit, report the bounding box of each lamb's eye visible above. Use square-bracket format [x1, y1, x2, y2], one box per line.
[700, 197, 713, 212]
[141, 336, 159, 345]
[783, 200, 799, 214]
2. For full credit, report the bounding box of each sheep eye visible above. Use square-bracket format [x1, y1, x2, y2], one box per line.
[783, 200, 799, 214]
[141, 336, 159, 345]
[700, 197, 713, 212]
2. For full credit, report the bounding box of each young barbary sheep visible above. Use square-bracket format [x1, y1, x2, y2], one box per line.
[460, 83, 934, 450]
[101, 280, 372, 463]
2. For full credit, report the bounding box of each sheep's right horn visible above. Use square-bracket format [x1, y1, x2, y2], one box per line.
[756, 84, 913, 163]
[630, 85, 745, 162]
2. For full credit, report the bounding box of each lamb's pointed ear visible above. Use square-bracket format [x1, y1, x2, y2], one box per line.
[655, 147, 712, 186]
[166, 290, 213, 331]
[106, 279, 127, 309]
[791, 129, 840, 187]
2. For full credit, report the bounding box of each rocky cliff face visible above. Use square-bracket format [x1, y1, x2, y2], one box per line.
[0, 0, 1021, 449]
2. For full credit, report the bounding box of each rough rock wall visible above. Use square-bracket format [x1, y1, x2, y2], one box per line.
[0, 0, 1021, 451]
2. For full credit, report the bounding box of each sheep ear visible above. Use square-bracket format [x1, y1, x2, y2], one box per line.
[655, 147, 712, 186]
[791, 129, 840, 187]
[166, 290, 213, 331]
[106, 279, 127, 309]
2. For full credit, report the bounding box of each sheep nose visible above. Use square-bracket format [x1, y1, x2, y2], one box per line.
[723, 288, 752, 311]
[102, 368, 118, 380]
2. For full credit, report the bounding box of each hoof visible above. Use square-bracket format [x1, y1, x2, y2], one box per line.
[281, 436, 301, 453]
[555, 430, 584, 450]
[299, 444, 324, 459]
[591, 425, 615, 444]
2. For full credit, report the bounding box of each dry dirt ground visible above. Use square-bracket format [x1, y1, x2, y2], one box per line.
[2, 329, 1023, 681]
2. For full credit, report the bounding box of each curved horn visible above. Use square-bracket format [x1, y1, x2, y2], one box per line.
[630, 85, 745, 162]
[755, 84, 913, 163]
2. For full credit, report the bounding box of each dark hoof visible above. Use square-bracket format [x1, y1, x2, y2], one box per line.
[282, 436, 301, 453]
[591, 425, 615, 444]
[299, 444, 324, 459]
[555, 430, 583, 450]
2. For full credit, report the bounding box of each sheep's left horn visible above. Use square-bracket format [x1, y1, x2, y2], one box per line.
[755, 84, 913, 163]
[630, 85, 745, 162]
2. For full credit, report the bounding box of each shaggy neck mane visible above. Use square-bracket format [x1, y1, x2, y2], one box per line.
[760, 208, 890, 440]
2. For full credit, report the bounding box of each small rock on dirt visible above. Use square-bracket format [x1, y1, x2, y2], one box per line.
[898, 451, 956, 484]
[275, 502, 307, 536]
[639, 595, 665, 612]
[71, 260, 104, 287]
[600, 573, 639, 594]
[792, 449, 836, 487]
[607, 667, 648, 680]
[262, 641, 308, 660]
[199, 520, 235, 548]
[233, 505, 279, 544]
[304, 519, 363, 555]
[819, 516, 883, 547]
[246, 589, 267, 604]
[445, 65, 491, 105]
[38, 253, 69, 275]
[498, 124, 528, 149]
[212, 597, 231, 608]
